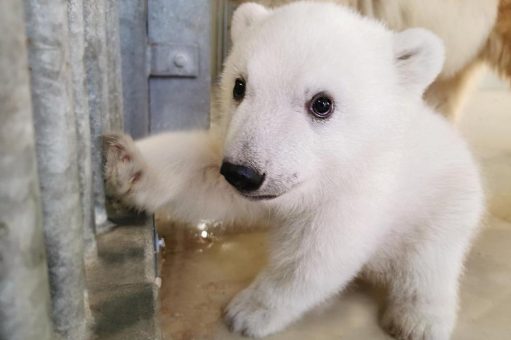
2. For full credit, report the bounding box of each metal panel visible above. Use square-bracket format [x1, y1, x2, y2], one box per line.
[119, 0, 150, 139]
[0, 2, 54, 339]
[23, 0, 87, 338]
[150, 43, 200, 77]
[148, 0, 212, 132]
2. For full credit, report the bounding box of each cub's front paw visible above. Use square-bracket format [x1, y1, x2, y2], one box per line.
[380, 303, 453, 340]
[224, 286, 290, 338]
[103, 133, 146, 206]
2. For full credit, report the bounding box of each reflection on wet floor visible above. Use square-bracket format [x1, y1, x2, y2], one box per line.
[157, 84, 511, 339]
[157, 220, 267, 339]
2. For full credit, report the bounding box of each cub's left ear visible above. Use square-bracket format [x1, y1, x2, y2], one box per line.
[393, 28, 445, 96]
[231, 3, 270, 45]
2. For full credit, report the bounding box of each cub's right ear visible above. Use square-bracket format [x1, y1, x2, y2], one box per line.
[231, 3, 270, 44]
[393, 28, 445, 96]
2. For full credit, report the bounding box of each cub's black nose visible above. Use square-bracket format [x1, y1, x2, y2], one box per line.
[220, 161, 265, 192]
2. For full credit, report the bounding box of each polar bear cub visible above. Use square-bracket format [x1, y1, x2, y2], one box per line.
[104, 2, 483, 339]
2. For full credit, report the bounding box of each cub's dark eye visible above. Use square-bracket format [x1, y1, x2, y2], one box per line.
[309, 93, 334, 119]
[233, 78, 246, 101]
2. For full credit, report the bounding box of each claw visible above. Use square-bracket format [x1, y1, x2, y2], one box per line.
[121, 153, 131, 162]
[129, 171, 142, 183]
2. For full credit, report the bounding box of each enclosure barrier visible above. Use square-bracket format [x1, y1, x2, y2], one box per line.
[1, 0, 217, 338]
[0, 0, 132, 339]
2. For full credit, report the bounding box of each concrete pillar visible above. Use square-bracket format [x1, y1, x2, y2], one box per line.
[0, 1, 54, 339]
[23, 0, 88, 338]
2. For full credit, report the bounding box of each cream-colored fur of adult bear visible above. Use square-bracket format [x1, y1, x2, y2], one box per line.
[104, 2, 484, 339]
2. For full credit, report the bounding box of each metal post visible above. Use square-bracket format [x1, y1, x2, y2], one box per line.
[84, 0, 124, 233]
[0, 1, 54, 339]
[67, 0, 96, 254]
[83, 0, 110, 233]
[105, 0, 125, 132]
[23, 0, 88, 338]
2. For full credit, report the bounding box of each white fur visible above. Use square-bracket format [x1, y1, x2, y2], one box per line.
[359, 0, 498, 78]
[254, 0, 499, 79]
[105, 2, 483, 339]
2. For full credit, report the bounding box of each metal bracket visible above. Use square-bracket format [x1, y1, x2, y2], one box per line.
[149, 43, 199, 77]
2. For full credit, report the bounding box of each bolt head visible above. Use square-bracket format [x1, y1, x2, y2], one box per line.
[173, 54, 187, 68]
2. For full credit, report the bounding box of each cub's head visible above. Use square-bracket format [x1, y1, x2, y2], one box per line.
[218, 2, 444, 204]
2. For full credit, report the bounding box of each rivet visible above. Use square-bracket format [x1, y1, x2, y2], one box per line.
[173, 54, 187, 68]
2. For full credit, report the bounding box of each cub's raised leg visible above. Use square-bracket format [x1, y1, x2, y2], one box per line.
[104, 131, 264, 226]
